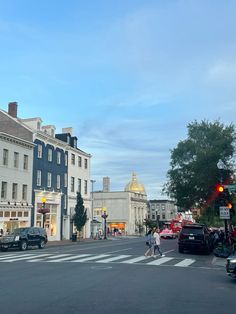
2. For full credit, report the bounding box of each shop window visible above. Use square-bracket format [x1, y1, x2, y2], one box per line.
[0, 211, 3, 217]
[11, 211, 16, 217]
[5, 211, 10, 217]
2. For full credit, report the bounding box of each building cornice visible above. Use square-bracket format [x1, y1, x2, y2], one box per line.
[0, 132, 35, 149]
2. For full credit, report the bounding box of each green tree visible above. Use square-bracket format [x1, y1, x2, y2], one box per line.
[73, 192, 88, 239]
[164, 120, 236, 210]
[135, 220, 145, 236]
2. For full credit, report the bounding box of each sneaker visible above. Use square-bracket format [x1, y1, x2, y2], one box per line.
[161, 254, 165, 257]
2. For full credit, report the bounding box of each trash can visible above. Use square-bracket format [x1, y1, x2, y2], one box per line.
[72, 233, 77, 242]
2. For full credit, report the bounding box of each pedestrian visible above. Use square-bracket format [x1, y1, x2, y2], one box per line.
[144, 229, 155, 257]
[153, 228, 165, 257]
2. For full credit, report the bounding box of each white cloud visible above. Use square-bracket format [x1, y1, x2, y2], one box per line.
[207, 61, 236, 82]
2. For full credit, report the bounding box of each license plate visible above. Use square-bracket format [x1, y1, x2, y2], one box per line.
[189, 236, 195, 240]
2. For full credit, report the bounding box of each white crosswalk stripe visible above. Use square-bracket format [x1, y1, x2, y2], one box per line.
[147, 257, 174, 265]
[174, 258, 195, 267]
[96, 255, 132, 263]
[0, 252, 196, 267]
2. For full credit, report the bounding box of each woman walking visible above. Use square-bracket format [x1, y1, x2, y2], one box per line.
[145, 229, 155, 257]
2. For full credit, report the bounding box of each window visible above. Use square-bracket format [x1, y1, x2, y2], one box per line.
[48, 148, 53, 162]
[12, 183, 18, 200]
[3, 149, 8, 165]
[77, 178, 81, 193]
[74, 139, 77, 148]
[18, 211, 22, 217]
[22, 185, 27, 200]
[64, 173, 67, 187]
[57, 175, 61, 189]
[71, 153, 75, 165]
[71, 177, 75, 192]
[65, 154, 68, 166]
[1, 182, 7, 199]
[24, 211, 29, 217]
[162, 214, 166, 220]
[57, 151, 61, 164]
[78, 156, 82, 167]
[36, 170, 42, 186]
[37, 144, 42, 158]
[14, 152, 19, 168]
[11, 211, 16, 217]
[23, 155, 28, 170]
[84, 158, 88, 169]
[84, 180, 88, 194]
[47, 172, 52, 188]
[152, 214, 155, 219]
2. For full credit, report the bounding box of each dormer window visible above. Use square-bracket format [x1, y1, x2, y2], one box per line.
[67, 136, 70, 144]
[74, 139, 77, 148]
[37, 121, 41, 130]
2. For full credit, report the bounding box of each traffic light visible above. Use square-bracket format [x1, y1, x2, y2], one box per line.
[216, 184, 224, 193]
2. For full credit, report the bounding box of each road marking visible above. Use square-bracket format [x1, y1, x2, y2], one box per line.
[163, 249, 175, 254]
[104, 248, 132, 254]
[121, 256, 147, 264]
[96, 255, 131, 263]
[73, 254, 111, 262]
[47, 254, 91, 262]
[5, 254, 52, 262]
[147, 257, 174, 265]
[47, 254, 72, 259]
[0, 254, 35, 261]
[175, 259, 195, 267]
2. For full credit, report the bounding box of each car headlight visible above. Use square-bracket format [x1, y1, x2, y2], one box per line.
[229, 259, 236, 263]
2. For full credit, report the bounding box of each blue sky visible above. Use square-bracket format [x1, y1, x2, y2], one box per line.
[1, 0, 236, 198]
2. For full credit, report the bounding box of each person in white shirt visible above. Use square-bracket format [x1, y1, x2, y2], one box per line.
[153, 228, 165, 257]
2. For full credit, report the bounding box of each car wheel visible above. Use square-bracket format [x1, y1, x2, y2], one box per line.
[20, 240, 28, 251]
[178, 246, 184, 253]
[38, 239, 46, 249]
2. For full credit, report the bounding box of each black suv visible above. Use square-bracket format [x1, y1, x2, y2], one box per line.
[0, 227, 48, 251]
[178, 224, 213, 254]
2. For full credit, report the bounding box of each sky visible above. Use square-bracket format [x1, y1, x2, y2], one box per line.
[0, 0, 236, 199]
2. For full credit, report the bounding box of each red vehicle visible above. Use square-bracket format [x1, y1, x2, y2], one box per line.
[169, 218, 194, 234]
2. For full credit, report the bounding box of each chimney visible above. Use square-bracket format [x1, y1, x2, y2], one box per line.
[8, 102, 18, 118]
[103, 177, 110, 192]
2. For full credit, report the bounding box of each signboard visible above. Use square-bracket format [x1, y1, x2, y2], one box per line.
[38, 208, 50, 214]
[219, 206, 230, 219]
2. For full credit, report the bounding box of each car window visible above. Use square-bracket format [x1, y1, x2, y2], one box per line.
[182, 227, 204, 234]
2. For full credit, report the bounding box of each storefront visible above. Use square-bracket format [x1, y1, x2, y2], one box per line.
[109, 222, 126, 235]
[0, 204, 31, 234]
[34, 191, 62, 241]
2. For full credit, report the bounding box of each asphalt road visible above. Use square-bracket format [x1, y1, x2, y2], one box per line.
[0, 237, 234, 314]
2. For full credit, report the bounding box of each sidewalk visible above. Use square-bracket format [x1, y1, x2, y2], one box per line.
[211, 256, 227, 267]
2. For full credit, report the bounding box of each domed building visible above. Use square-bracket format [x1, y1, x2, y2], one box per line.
[92, 173, 148, 236]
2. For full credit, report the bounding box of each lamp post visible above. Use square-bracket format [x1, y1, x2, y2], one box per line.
[217, 160, 229, 242]
[101, 207, 108, 240]
[90, 180, 96, 239]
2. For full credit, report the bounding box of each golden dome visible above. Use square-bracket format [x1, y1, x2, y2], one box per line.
[125, 172, 146, 194]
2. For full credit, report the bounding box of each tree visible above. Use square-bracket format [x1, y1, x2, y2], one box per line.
[135, 220, 145, 236]
[73, 192, 88, 239]
[164, 120, 236, 210]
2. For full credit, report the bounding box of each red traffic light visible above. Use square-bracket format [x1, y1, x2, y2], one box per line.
[217, 185, 224, 193]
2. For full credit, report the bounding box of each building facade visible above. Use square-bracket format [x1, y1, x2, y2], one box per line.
[55, 128, 91, 239]
[93, 173, 147, 235]
[0, 104, 34, 233]
[148, 199, 178, 224]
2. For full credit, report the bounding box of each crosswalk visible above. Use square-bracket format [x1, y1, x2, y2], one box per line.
[0, 252, 197, 268]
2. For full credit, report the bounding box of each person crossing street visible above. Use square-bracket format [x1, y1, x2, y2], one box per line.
[153, 228, 165, 257]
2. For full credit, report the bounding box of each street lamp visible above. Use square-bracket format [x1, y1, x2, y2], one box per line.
[101, 207, 108, 240]
[90, 180, 96, 239]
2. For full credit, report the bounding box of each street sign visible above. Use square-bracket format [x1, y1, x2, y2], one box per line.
[219, 206, 230, 219]
[227, 184, 236, 192]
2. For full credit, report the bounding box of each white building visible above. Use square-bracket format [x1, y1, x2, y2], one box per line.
[93, 173, 148, 235]
[0, 105, 34, 233]
[55, 128, 92, 239]
[148, 199, 178, 224]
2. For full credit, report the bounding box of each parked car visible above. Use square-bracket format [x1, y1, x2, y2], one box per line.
[0, 227, 47, 251]
[160, 228, 177, 239]
[226, 254, 236, 278]
[178, 223, 213, 254]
